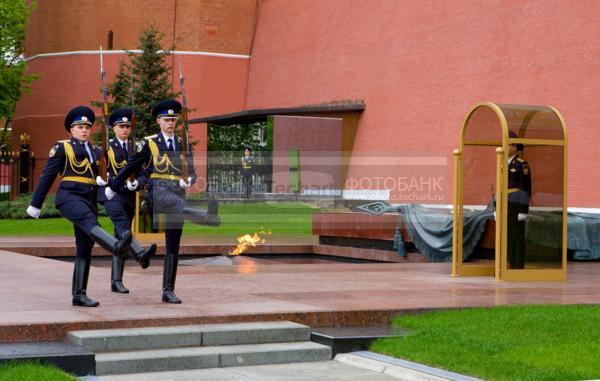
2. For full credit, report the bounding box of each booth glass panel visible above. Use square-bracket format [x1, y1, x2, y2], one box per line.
[464, 106, 502, 144]
[461, 145, 497, 265]
[498, 104, 564, 141]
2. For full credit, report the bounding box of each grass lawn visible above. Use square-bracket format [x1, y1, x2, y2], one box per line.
[0, 216, 115, 236]
[0, 202, 316, 236]
[0, 361, 77, 381]
[183, 201, 315, 235]
[370, 305, 600, 381]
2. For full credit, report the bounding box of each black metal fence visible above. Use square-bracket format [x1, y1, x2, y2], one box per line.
[207, 151, 272, 194]
[0, 148, 36, 201]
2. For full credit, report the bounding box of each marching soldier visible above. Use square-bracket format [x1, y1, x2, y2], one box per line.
[240, 146, 255, 198]
[26, 106, 133, 307]
[105, 99, 220, 304]
[507, 130, 531, 269]
[101, 108, 157, 293]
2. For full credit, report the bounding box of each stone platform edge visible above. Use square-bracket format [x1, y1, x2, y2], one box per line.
[1, 244, 424, 263]
[336, 351, 484, 381]
[0, 308, 441, 343]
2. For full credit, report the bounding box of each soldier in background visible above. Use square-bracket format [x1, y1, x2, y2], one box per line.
[100, 108, 157, 293]
[507, 130, 531, 269]
[240, 146, 255, 198]
[26, 106, 132, 307]
[105, 99, 220, 304]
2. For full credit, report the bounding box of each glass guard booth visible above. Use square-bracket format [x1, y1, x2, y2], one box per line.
[452, 102, 568, 281]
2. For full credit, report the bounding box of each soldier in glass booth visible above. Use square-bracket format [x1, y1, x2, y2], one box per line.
[507, 130, 532, 269]
[240, 146, 255, 198]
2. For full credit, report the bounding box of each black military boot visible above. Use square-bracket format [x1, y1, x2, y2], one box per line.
[162, 253, 181, 304]
[90, 226, 131, 259]
[207, 199, 220, 226]
[182, 200, 220, 227]
[72, 258, 99, 307]
[111, 255, 129, 293]
[130, 239, 156, 269]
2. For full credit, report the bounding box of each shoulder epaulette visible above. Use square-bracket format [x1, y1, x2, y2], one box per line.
[517, 158, 524, 163]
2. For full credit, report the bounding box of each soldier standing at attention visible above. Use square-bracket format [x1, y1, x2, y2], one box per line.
[101, 108, 157, 293]
[105, 99, 220, 304]
[507, 130, 531, 269]
[26, 106, 132, 307]
[240, 146, 255, 199]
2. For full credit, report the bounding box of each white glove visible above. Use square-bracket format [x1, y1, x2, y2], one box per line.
[179, 177, 192, 189]
[126, 179, 139, 191]
[105, 187, 117, 200]
[518, 213, 528, 221]
[95, 176, 108, 186]
[493, 211, 496, 220]
[26, 205, 41, 219]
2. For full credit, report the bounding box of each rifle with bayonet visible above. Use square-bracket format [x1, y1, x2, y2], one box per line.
[178, 59, 191, 180]
[128, 66, 136, 182]
[98, 46, 109, 182]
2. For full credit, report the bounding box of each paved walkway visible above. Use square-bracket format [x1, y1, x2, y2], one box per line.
[1, 247, 599, 341]
[80, 353, 484, 381]
[83, 360, 408, 381]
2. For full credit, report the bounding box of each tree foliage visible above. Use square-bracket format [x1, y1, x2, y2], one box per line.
[93, 26, 178, 138]
[0, 0, 38, 126]
[208, 119, 273, 152]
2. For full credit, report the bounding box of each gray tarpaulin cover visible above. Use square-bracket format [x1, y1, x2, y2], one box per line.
[397, 204, 600, 262]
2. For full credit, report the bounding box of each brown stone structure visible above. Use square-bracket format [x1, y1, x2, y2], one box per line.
[14, 0, 258, 188]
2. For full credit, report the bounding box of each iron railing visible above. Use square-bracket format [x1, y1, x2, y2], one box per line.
[207, 151, 272, 194]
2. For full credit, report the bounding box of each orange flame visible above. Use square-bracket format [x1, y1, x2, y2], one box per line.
[229, 230, 270, 256]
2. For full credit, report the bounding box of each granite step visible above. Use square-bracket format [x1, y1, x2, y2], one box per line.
[68, 321, 310, 353]
[94, 341, 332, 375]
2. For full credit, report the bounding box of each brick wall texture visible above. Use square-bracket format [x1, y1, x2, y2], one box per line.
[15, 0, 600, 207]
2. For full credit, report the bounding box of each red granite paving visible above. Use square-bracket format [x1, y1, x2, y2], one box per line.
[0, 234, 412, 262]
[1, 246, 599, 342]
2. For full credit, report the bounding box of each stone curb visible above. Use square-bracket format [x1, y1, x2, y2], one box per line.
[335, 351, 484, 381]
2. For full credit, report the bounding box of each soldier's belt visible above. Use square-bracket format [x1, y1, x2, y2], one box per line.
[150, 173, 181, 181]
[507, 188, 521, 194]
[61, 176, 97, 185]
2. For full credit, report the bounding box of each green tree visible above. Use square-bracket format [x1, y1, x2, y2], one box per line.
[0, 0, 38, 132]
[132, 27, 178, 136]
[208, 119, 273, 152]
[93, 26, 177, 138]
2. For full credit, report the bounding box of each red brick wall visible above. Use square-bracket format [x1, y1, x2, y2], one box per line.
[13, 53, 249, 191]
[272, 116, 343, 193]
[25, 0, 257, 56]
[245, 0, 600, 207]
